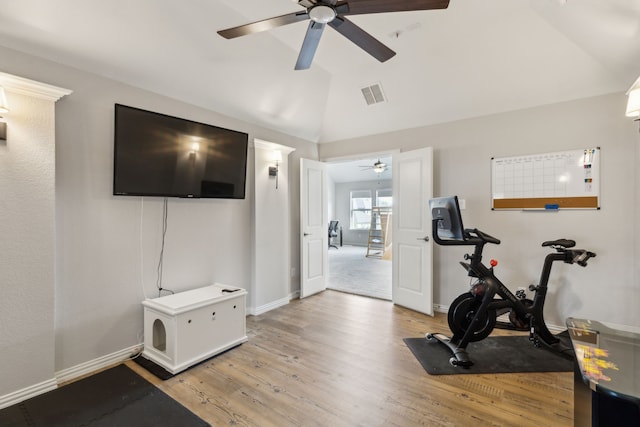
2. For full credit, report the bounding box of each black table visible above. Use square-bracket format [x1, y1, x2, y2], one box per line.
[566, 317, 640, 426]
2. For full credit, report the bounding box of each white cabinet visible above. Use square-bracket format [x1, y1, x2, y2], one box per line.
[142, 283, 247, 374]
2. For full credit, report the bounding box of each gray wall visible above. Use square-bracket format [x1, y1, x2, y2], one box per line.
[332, 180, 392, 246]
[0, 43, 317, 398]
[319, 93, 639, 328]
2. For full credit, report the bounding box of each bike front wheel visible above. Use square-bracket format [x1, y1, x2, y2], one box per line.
[448, 293, 496, 342]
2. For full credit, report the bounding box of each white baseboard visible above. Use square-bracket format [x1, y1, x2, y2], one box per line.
[248, 296, 290, 316]
[433, 304, 448, 313]
[0, 378, 57, 410]
[55, 343, 142, 384]
[0, 344, 143, 410]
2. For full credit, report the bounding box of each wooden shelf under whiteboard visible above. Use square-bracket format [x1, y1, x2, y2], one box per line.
[492, 196, 599, 210]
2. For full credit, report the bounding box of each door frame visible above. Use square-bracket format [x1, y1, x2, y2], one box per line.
[320, 150, 399, 297]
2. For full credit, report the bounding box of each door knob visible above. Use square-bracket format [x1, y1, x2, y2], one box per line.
[304, 232, 311, 236]
[417, 236, 430, 242]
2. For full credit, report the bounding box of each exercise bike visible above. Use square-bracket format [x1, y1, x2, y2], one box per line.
[426, 196, 596, 367]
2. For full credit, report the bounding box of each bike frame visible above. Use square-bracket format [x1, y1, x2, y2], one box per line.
[457, 249, 566, 348]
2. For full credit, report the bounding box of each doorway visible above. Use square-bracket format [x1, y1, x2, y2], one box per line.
[326, 156, 393, 300]
[301, 148, 433, 315]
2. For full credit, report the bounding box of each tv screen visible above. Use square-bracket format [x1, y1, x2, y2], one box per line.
[113, 104, 248, 199]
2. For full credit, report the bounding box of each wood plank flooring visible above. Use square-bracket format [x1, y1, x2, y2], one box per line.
[127, 290, 573, 427]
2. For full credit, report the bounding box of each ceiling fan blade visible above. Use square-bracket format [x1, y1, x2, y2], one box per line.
[218, 11, 309, 39]
[328, 16, 395, 63]
[338, 0, 449, 15]
[295, 21, 326, 70]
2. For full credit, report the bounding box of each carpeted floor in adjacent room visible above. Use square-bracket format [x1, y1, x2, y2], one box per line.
[328, 245, 391, 300]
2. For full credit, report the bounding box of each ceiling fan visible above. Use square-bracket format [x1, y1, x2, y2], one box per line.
[217, 0, 450, 70]
[360, 159, 388, 174]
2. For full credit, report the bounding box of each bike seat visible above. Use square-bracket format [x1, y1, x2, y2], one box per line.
[542, 239, 576, 248]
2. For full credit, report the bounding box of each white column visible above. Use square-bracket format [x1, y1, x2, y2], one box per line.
[0, 72, 71, 408]
[251, 139, 296, 315]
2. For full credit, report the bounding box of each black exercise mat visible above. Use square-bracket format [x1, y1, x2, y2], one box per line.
[404, 333, 574, 375]
[0, 364, 209, 427]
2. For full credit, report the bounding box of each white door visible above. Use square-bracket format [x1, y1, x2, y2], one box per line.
[300, 158, 328, 298]
[392, 147, 434, 315]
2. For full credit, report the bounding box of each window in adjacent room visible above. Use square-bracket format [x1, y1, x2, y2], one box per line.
[350, 190, 372, 230]
[376, 188, 392, 208]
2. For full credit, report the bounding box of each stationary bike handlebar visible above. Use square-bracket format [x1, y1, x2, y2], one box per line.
[563, 248, 597, 267]
[466, 228, 501, 245]
[431, 219, 500, 246]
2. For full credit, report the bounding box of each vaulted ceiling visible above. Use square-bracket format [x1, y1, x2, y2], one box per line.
[0, 0, 638, 143]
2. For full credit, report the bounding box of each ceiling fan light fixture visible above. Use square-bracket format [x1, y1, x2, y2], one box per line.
[309, 5, 336, 24]
[373, 161, 386, 173]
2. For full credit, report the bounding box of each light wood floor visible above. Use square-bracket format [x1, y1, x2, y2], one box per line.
[127, 290, 573, 427]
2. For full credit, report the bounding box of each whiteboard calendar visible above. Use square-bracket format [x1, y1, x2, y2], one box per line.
[491, 148, 600, 210]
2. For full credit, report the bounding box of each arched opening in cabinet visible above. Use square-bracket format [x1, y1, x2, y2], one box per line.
[152, 319, 167, 352]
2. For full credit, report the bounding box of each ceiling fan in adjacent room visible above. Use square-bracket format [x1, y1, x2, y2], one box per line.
[360, 159, 388, 174]
[217, 0, 450, 70]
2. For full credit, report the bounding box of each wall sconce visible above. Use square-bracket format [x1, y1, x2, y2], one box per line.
[0, 86, 9, 141]
[268, 150, 283, 189]
[626, 75, 640, 120]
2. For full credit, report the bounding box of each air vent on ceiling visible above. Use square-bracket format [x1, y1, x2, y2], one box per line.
[361, 83, 386, 106]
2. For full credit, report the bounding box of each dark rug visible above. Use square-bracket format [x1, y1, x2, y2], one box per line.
[404, 332, 574, 375]
[0, 364, 209, 427]
[133, 355, 175, 380]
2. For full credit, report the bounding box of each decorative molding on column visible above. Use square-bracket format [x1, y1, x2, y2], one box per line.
[0, 71, 72, 101]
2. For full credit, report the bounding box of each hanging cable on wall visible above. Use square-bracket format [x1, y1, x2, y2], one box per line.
[156, 197, 174, 297]
[140, 197, 146, 300]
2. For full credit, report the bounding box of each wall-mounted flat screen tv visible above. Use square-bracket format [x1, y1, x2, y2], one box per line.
[113, 104, 248, 199]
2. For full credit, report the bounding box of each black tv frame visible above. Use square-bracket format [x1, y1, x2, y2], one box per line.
[113, 104, 248, 199]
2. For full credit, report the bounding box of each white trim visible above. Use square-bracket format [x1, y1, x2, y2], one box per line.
[0, 378, 57, 410]
[253, 138, 296, 155]
[250, 296, 290, 316]
[433, 303, 448, 313]
[0, 344, 142, 409]
[248, 291, 298, 315]
[54, 344, 142, 384]
[0, 71, 72, 102]
[321, 149, 400, 163]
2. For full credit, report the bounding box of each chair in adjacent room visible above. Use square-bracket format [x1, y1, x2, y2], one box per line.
[328, 220, 339, 249]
